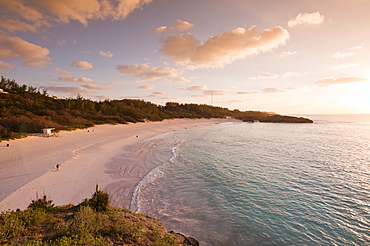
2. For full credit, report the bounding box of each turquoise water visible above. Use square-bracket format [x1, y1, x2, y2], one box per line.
[127, 115, 370, 245]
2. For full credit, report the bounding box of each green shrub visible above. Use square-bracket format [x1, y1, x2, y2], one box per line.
[53, 235, 111, 246]
[66, 206, 102, 236]
[13, 239, 48, 245]
[105, 211, 142, 243]
[0, 210, 25, 241]
[27, 195, 54, 211]
[0, 185, 188, 245]
[18, 208, 48, 227]
[80, 184, 109, 212]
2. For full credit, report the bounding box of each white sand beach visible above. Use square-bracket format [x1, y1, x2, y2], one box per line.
[0, 118, 236, 211]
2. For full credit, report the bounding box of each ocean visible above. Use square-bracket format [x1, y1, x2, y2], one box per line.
[114, 115, 370, 245]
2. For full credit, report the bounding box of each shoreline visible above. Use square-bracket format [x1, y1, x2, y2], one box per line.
[0, 118, 238, 211]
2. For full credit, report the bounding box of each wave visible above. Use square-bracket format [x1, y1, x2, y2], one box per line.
[129, 136, 181, 212]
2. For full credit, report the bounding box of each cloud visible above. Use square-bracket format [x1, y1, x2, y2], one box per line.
[0, 0, 47, 32]
[138, 85, 155, 90]
[159, 25, 289, 68]
[117, 63, 183, 82]
[58, 75, 95, 83]
[332, 51, 355, 59]
[332, 44, 364, 59]
[57, 39, 67, 45]
[237, 87, 297, 95]
[54, 67, 72, 74]
[43, 83, 108, 95]
[288, 12, 324, 28]
[103, 80, 129, 87]
[237, 91, 257, 95]
[174, 19, 194, 31]
[0, 19, 38, 32]
[0, 34, 51, 68]
[72, 61, 93, 69]
[34, 0, 103, 27]
[0, 60, 16, 71]
[174, 76, 191, 83]
[331, 62, 358, 70]
[191, 89, 228, 98]
[158, 96, 177, 100]
[147, 91, 166, 97]
[349, 43, 364, 50]
[43, 85, 92, 94]
[258, 73, 279, 79]
[81, 83, 108, 90]
[282, 72, 305, 77]
[0, 0, 43, 22]
[154, 19, 194, 33]
[281, 51, 297, 57]
[0, 0, 154, 33]
[99, 51, 113, 57]
[155, 26, 167, 33]
[248, 72, 280, 80]
[261, 87, 286, 93]
[314, 77, 367, 87]
[180, 85, 207, 91]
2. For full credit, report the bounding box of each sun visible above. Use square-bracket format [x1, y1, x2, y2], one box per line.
[346, 81, 370, 113]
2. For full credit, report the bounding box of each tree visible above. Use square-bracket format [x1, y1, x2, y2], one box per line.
[86, 184, 109, 212]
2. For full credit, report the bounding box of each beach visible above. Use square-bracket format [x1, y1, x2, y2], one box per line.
[0, 118, 235, 211]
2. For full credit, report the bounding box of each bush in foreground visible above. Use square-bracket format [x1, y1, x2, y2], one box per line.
[0, 187, 198, 246]
[79, 184, 109, 212]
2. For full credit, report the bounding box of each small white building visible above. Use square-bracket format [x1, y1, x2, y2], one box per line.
[42, 128, 55, 137]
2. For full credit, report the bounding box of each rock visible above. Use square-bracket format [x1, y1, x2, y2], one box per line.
[170, 231, 200, 246]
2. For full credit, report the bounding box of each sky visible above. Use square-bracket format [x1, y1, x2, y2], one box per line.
[1, 0, 370, 115]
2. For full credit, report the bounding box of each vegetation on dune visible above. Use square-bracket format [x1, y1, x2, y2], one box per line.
[0, 186, 198, 246]
[0, 76, 312, 141]
[242, 114, 314, 123]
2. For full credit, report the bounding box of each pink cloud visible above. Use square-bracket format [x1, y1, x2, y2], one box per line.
[314, 77, 367, 87]
[138, 85, 155, 90]
[54, 67, 72, 74]
[258, 73, 279, 79]
[180, 85, 207, 91]
[154, 19, 194, 33]
[99, 51, 113, 57]
[117, 63, 183, 82]
[0, 0, 154, 33]
[191, 89, 228, 97]
[261, 87, 286, 93]
[58, 75, 94, 83]
[160, 25, 289, 68]
[0, 60, 16, 71]
[332, 51, 355, 59]
[72, 61, 93, 70]
[288, 12, 324, 28]
[331, 62, 358, 70]
[0, 34, 51, 69]
[147, 91, 166, 97]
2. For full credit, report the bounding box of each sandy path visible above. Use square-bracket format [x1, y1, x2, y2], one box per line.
[0, 118, 236, 211]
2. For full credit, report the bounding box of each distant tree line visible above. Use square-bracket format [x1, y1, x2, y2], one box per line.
[0, 76, 312, 141]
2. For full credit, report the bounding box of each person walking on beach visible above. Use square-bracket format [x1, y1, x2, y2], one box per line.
[56, 164, 59, 170]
